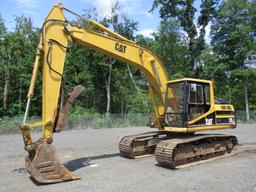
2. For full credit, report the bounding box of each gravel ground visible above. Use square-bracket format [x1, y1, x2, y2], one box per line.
[0, 124, 255, 192]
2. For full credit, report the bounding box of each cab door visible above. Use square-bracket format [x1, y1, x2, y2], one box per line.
[187, 82, 211, 124]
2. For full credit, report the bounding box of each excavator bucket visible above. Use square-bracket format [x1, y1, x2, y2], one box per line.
[26, 142, 80, 184]
[22, 85, 85, 184]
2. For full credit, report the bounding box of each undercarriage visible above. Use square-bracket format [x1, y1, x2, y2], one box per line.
[119, 131, 238, 168]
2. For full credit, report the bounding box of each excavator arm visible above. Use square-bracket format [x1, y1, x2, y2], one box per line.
[20, 3, 169, 184]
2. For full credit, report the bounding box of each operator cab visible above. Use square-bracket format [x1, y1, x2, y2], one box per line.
[164, 78, 212, 128]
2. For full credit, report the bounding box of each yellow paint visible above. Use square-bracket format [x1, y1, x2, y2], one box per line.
[27, 121, 47, 128]
[168, 78, 212, 84]
[40, 3, 69, 141]
[164, 124, 235, 133]
[215, 104, 234, 111]
[27, 38, 42, 98]
[216, 115, 235, 119]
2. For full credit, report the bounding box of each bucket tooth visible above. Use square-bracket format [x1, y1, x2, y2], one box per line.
[26, 143, 80, 184]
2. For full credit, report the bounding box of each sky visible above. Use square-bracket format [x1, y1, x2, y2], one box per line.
[0, 0, 208, 38]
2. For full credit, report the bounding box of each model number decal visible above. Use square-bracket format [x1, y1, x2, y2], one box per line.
[115, 43, 127, 53]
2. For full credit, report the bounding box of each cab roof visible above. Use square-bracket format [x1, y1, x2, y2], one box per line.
[167, 78, 212, 84]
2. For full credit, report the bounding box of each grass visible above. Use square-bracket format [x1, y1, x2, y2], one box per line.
[0, 113, 150, 134]
[0, 116, 23, 134]
[0, 112, 255, 135]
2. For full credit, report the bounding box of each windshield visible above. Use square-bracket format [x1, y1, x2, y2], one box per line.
[165, 82, 185, 127]
[165, 82, 184, 113]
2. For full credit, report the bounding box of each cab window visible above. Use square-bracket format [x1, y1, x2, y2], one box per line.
[204, 85, 210, 105]
[165, 83, 184, 113]
[189, 84, 203, 104]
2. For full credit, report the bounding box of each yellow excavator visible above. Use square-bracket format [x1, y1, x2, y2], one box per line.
[20, 3, 238, 184]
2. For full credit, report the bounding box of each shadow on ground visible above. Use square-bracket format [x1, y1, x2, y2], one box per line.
[64, 153, 121, 171]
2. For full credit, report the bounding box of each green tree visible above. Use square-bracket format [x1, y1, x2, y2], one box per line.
[65, 4, 147, 115]
[0, 15, 38, 116]
[211, 0, 256, 120]
[152, 20, 188, 78]
[0, 15, 7, 115]
[151, 0, 219, 77]
[0, 15, 5, 37]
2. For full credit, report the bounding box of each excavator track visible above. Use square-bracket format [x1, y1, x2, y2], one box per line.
[155, 134, 238, 168]
[119, 131, 168, 158]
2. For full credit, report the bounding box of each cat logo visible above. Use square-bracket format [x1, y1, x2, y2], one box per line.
[206, 118, 213, 125]
[115, 43, 127, 53]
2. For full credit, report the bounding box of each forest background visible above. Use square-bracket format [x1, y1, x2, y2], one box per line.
[0, 0, 256, 133]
